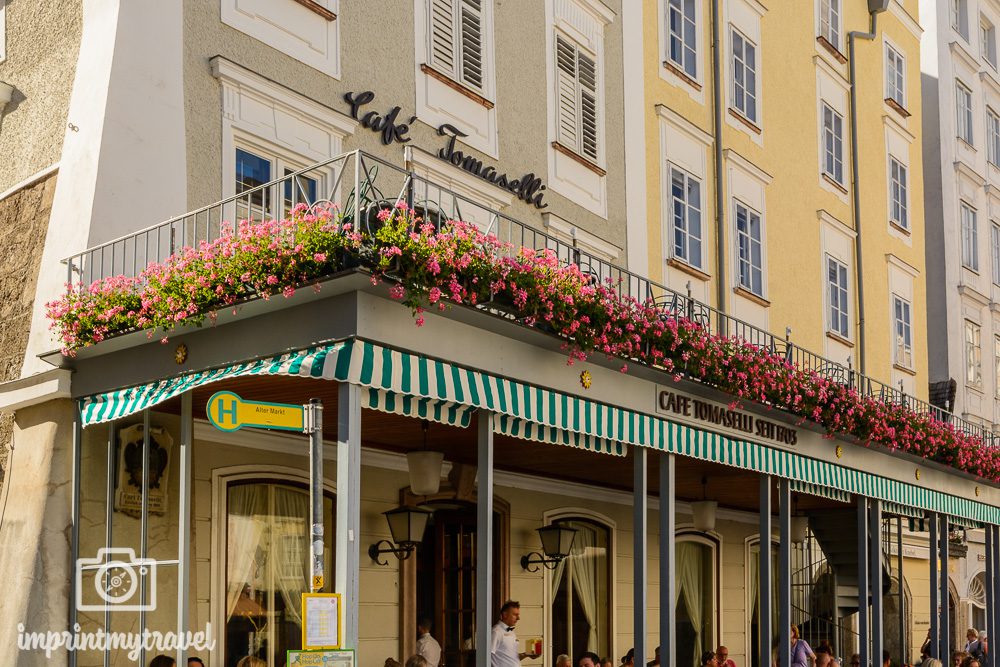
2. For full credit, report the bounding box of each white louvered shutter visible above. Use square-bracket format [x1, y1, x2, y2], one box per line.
[459, 0, 485, 91]
[430, 0, 457, 77]
[556, 35, 579, 150]
[578, 51, 598, 160]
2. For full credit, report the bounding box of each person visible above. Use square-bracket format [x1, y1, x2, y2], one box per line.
[601, 658, 614, 667]
[579, 652, 601, 667]
[922, 659, 943, 667]
[849, 654, 861, 667]
[149, 657, 175, 667]
[717, 646, 735, 667]
[647, 647, 662, 667]
[953, 651, 968, 667]
[236, 658, 266, 667]
[815, 646, 832, 667]
[406, 656, 429, 667]
[700, 651, 717, 667]
[921, 631, 934, 661]
[417, 617, 443, 667]
[188, 659, 205, 667]
[491, 600, 536, 667]
[967, 630, 986, 661]
[791, 625, 816, 667]
[621, 649, 635, 667]
[556, 655, 572, 667]
[883, 650, 892, 667]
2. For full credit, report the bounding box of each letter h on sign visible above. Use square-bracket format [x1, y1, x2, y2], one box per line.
[216, 398, 238, 429]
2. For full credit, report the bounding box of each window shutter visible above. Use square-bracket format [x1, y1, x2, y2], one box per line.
[430, 0, 457, 76]
[556, 36, 579, 149]
[459, 0, 484, 91]
[578, 51, 598, 160]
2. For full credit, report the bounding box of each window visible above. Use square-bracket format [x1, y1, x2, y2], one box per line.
[676, 535, 718, 667]
[957, 82, 974, 145]
[982, 16, 997, 68]
[225, 481, 335, 667]
[822, 103, 844, 185]
[819, 0, 840, 49]
[549, 518, 612, 663]
[667, 0, 698, 79]
[670, 167, 703, 269]
[994, 337, 1000, 397]
[953, 0, 970, 40]
[885, 44, 906, 108]
[966, 320, 983, 388]
[731, 28, 758, 123]
[992, 223, 1000, 285]
[235, 147, 319, 220]
[893, 295, 913, 368]
[990, 109, 1000, 166]
[889, 157, 908, 230]
[962, 202, 979, 271]
[428, 0, 488, 92]
[735, 202, 764, 297]
[555, 34, 600, 162]
[827, 256, 850, 338]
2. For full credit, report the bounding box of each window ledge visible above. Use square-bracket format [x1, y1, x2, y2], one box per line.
[728, 108, 762, 135]
[967, 382, 985, 394]
[889, 220, 911, 236]
[420, 64, 494, 110]
[662, 60, 703, 91]
[885, 98, 911, 119]
[733, 285, 770, 307]
[822, 173, 848, 194]
[826, 331, 854, 347]
[963, 264, 981, 276]
[958, 136, 977, 151]
[667, 257, 711, 281]
[551, 142, 606, 176]
[893, 362, 917, 376]
[816, 36, 848, 64]
[292, 0, 336, 21]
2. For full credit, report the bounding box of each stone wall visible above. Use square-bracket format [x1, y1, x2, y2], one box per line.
[0, 173, 56, 482]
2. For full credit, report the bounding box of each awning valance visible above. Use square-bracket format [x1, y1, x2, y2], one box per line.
[79, 337, 1000, 524]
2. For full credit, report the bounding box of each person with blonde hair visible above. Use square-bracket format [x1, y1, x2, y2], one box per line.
[791, 625, 816, 667]
[236, 657, 266, 667]
[922, 659, 943, 667]
[406, 655, 430, 667]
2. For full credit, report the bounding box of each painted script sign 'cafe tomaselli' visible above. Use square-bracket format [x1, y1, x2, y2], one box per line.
[656, 388, 799, 446]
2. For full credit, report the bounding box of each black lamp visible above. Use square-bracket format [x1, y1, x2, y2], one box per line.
[369, 505, 432, 565]
[520, 524, 578, 571]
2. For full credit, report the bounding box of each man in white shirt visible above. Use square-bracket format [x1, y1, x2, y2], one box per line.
[491, 601, 536, 667]
[416, 617, 442, 667]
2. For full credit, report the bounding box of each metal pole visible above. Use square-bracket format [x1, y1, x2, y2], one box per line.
[306, 398, 325, 592]
[941, 517, 951, 662]
[931, 514, 939, 660]
[138, 409, 151, 667]
[104, 420, 115, 667]
[176, 393, 193, 664]
[336, 383, 361, 648]
[897, 516, 905, 666]
[858, 497, 870, 667]
[987, 526, 995, 667]
[476, 410, 495, 667]
[993, 524, 1000, 667]
[634, 447, 648, 667]
[69, 408, 82, 667]
[779, 480, 792, 667]
[659, 454, 676, 667]
[871, 501, 883, 667]
[760, 476, 773, 667]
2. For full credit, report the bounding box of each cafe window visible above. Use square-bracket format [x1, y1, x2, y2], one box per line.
[667, 0, 698, 79]
[225, 480, 335, 667]
[549, 517, 612, 663]
[676, 533, 718, 667]
[885, 43, 906, 109]
[731, 28, 758, 124]
[234, 146, 319, 221]
[893, 294, 913, 368]
[670, 166, 704, 269]
[819, 0, 841, 51]
[966, 319, 983, 388]
[735, 201, 764, 298]
[821, 102, 844, 185]
[427, 0, 490, 94]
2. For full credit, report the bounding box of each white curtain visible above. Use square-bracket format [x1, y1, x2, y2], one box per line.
[273, 486, 310, 628]
[676, 542, 706, 664]
[749, 548, 760, 625]
[571, 526, 600, 650]
[226, 484, 267, 619]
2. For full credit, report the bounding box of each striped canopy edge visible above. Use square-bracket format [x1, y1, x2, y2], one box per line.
[789, 480, 851, 503]
[79, 337, 1000, 525]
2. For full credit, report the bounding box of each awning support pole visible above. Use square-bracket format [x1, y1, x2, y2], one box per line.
[940, 516, 950, 661]
[634, 446, 648, 667]
[69, 407, 82, 667]
[337, 383, 361, 648]
[858, 497, 869, 667]
[760, 476, 773, 667]
[930, 513, 939, 660]
[476, 410, 495, 667]
[871, 501, 883, 667]
[778, 479, 791, 667]
[659, 453, 676, 667]
[176, 392, 193, 664]
[986, 526, 995, 667]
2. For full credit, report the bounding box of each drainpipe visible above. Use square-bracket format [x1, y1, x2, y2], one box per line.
[847, 0, 888, 375]
[712, 0, 727, 313]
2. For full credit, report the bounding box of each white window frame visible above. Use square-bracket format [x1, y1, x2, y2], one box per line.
[966, 319, 983, 388]
[826, 255, 850, 339]
[232, 139, 326, 220]
[957, 81, 975, 145]
[953, 0, 970, 40]
[666, 0, 698, 80]
[554, 31, 602, 164]
[982, 15, 998, 68]
[889, 156, 908, 230]
[885, 43, 906, 108]
[677, 531, 720, 656]
[892, 294, 913, 369]
[962, 201, 980, 271]
[0, 0, 6, 63]
[818, 0, 841, 51]
[426, 0, 492, 95]
[992, 222, 1000, 285]
[731, 26, 758, 124]
[994, 335, 1000, 397]
[821, 102, 845, 185]
[989, 108, 1000, 166]
[734, 200, 765, 298]
[668, 165, 704, 269]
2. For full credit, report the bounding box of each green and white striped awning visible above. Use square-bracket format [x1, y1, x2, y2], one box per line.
[79, 337, 1000, 524]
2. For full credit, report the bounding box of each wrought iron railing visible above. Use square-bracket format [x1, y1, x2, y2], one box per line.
[62, 149, 1000, 451]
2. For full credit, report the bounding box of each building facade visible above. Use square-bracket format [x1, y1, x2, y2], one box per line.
[1, 3, 999, 667]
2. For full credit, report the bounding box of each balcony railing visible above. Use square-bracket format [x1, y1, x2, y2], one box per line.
[62, 149, 1000, 451]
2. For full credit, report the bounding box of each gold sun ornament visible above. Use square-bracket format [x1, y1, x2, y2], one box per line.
[914, 468, 921, 481]
[834, 445, 843, 459]
[976, 486, 981, 497]
[174, 343, 188, 365]
[580, 370, 592, 389]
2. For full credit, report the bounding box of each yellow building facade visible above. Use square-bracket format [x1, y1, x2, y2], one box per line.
[638, 0, 927, 399]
